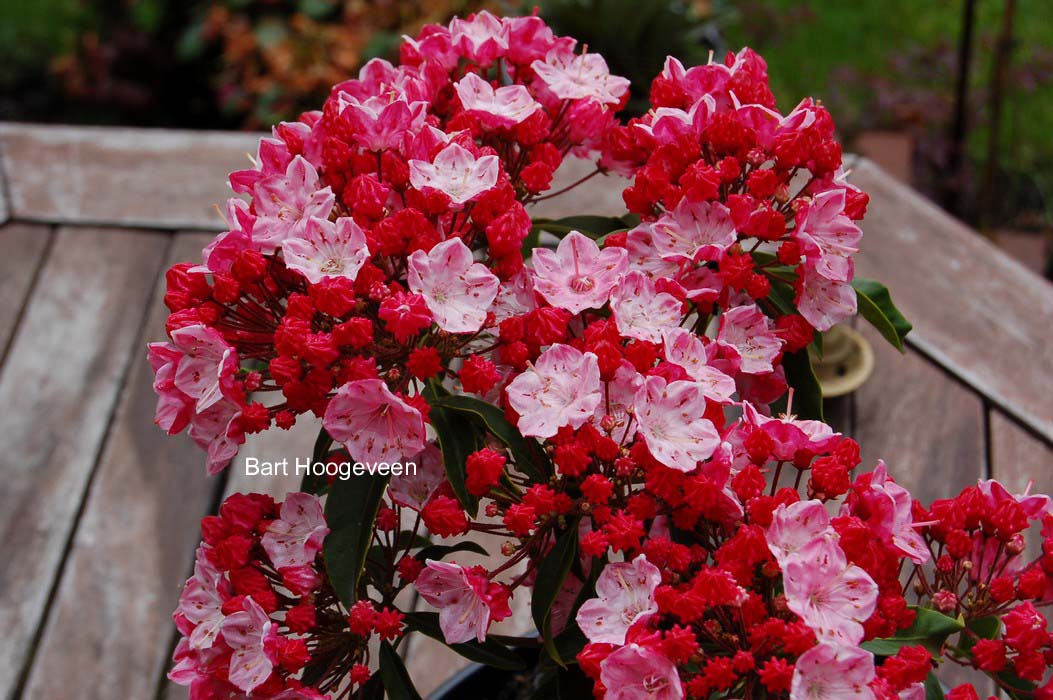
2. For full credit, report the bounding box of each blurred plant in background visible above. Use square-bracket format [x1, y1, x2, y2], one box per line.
[1, 0, 1050, 272]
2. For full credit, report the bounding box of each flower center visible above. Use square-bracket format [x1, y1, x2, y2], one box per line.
[320, 258, 344, 274]
[571, 275, 595, 293]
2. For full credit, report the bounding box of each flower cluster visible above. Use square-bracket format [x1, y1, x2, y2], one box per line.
[155, 12, 1053, 700]
[150, 9, 629, 474]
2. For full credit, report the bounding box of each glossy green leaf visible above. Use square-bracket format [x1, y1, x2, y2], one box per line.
[323, 471, 389, 607]
[415, 540, 489, 562]
[532, 522, 580, 666]
[425, 386, 481, 517]
[300, 427, 334, 495]
[781, 349, 824, 421]
[429, 394, 550, 481]
[532, 215, 629, 239]
[404, 612, 526, 670]
[923, 672, 945, 700]
[852, 278, 912, 352]
[378, 641, 423, 700]
[861, 607, 964, 656]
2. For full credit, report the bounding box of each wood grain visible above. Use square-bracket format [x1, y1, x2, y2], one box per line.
[851, 325, 986, 507]
[0, 224, 51, 358]
[0, 124, 261, 231]
[0, 227, 168, 700]
[17, 233, 219, 700]
[851, 157, 1053, 444]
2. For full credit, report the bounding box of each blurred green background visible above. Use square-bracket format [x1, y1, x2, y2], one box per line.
[1, 0, 1049, 264]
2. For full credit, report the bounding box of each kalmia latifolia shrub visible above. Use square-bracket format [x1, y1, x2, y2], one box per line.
[151, 11, 1053, 700]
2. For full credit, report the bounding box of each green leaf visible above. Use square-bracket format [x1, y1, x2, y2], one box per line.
[378, 641, 423, 700]
[532, 522, 580, 666]
[923, 672, 945, 700]
[852, 278, 912, 352]
[781, 349, 824, 421]
[415, 541, 489, 562]
[404, 612, 527, 671]
[429, 394, 550, 482]
[532, 215, 628, 239]
[425, 385, 481, 517]
[861, 607, 965, 656]
[323, 471, 389, 607]
[300, 427, 334, 495]
[765, 276, 799, 316]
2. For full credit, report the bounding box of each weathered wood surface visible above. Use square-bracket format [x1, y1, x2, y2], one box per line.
[0, 223, 51, 358]
[0, 227, 168, 700]
[18, 233, 218, 700]
[851, 157, 1053, 444]
[0, 123, 260, 231]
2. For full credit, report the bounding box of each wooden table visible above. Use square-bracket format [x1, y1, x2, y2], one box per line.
[0, 122, 1049, 700]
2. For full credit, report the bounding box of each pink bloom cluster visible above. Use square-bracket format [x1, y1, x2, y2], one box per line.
[152, 12, 1053, 700]
[150, 10, 629, 473]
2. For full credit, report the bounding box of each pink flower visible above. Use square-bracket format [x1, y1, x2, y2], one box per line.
[765, 499, 838, 569]
[782, 541, 878, 644]
[599, 643, 684, 700]
[797, 267, 858, 332]
[532, 50, 630, 105]
[177, 546, 231, 650]
[449, 11, 509, 65]
[415, 561, 512, 643]
[633, 375, 720, 472]
[148, 342, 195, 435]
[379, 291, 433, 343]
[409, 142, 500, 204]
[795, 189, 862, 283]
[506, 344, 602, 438]
[200, 198, 255, 273]
[281, 216, 371, 284]
[188, 397, 244, 474]
[252, 155, 335, 253]
[169, 325, 239, 412]
[626, 224, 682, 279]
[742, 402, 840, 462]
[716, 305, 783, 375]
[323, 379, 426, 465]
[338, 93, 427, 152]
[791, 642, 876, 700]
[595, 360, 644, 435]
[662, 328, 736, 403]
[262, 493, 329, 569]
[221, 597, 278, 693]
[455, 72, 541, 127]
[611, 270, 684, 343]
[576, 554, 661, 644]
[978, 478, 1053, 520]
[388, 442, 446, 511]
[532, 231, 628, 314]
[651, 200, 738, 264]
[842, 461, 929, 564]
[408, 238, 500, 334]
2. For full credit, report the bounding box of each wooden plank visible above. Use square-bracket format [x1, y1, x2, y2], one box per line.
[18, 233, 220, 700]
[527, 157, 628, 220]
[851, 325, 986, 507]
[0, 224, 51, 358]
[0, 226, 168, 700]
[989, 410, 1053, 493]
[851, 157, 1053, 444]
[0, 123, 261, 231]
